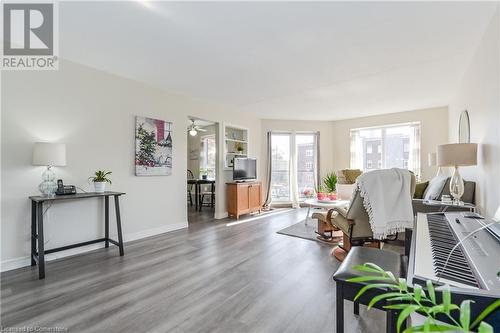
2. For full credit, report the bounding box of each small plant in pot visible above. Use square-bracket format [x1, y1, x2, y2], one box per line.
[316, 185, 327, 201]
[235, 142, 244, 154]
[199, 168, 208, 180]
[323, 172, 337, 193]
[89, 170, 112, 193]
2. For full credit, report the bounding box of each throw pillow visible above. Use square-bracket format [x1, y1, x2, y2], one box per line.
[413, 181, 429, 199]
[423, 176, 447, 200]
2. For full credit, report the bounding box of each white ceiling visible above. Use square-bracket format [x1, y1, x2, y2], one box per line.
[59, 1, 497, 120]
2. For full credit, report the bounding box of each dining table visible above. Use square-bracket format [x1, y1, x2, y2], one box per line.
[187, 178, 216, 211]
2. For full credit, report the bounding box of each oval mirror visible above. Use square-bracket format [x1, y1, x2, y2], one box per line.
[459, 110, 470, 143]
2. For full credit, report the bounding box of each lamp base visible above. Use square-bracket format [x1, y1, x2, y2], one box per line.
[38, 166, 57, 197]
[450, 166, 464, 204]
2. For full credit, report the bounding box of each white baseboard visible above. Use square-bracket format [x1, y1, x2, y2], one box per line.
[0, 222, 188, 273]
[215, 211, 228, 219]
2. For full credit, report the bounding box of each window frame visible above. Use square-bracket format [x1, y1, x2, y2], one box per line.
[269, 131, 320, 204]
[350, 122, 421, 177]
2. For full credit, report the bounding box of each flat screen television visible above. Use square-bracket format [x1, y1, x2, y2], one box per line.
[233, 158, 257, 181]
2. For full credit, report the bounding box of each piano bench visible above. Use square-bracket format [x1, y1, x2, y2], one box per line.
[333, 247, 406, 333]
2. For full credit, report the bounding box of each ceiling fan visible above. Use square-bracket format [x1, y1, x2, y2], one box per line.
[187, 119, 207, 136]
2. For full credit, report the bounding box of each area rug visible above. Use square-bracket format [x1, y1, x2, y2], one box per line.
[277, 220, 343, 245]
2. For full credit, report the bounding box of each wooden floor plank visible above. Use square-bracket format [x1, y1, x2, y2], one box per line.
[1, 207, 386, 332]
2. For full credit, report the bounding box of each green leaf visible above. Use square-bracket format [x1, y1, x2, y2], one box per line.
[386, 271, 397, 282]
[398, 278, 408, 292]
[352, 264, 386, 275]
[397, 305, 420, 333]
[459, 300, 472, 331]
[354, 283, 399, 301]
[471, 299, 500, 329]
[426, 280, 436, 304]
[364, 262, 387, 274]
[413, 284, 424, 302]
[478, 322, 494, 333]
[346, 276, 392, 283]
[384, 304, 413, 310]
[368, 292, 405, 309]
[442, 285, 451, 314]
[428, 304, 459, 315]
[352, 263, 386, 276]
[403, 323, 461, 333]
[423, 317, 431, 333]
[387, 295, 415, 302]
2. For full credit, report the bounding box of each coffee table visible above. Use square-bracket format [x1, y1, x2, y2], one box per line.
[303, 198, 350, 225]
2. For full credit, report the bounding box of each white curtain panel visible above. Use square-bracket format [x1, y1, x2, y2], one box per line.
[289, 132, 300, 208]
[350, 129, 364, 170]
[314, 132, 320, 189]
[408, 123, 421, 180]
[263, 132, 273, 208]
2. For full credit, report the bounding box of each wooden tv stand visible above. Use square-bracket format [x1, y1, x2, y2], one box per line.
[227, 181, 262, 219]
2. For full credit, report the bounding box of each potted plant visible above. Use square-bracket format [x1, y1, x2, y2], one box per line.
[235, 142, 244, 154]
[316, 185, 327, 201]
[89, 170, 112, 193]
[349, 263, 499, 333]
[200, 168, 208, 180]
[323, 172, 337, 193]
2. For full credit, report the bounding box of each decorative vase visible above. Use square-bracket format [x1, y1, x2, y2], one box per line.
[94, 181, 106, 193]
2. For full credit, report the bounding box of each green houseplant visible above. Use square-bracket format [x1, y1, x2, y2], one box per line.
[89, 170, 112, 193]
[323, 172, 337, 193]
[349, 263, 500, 333]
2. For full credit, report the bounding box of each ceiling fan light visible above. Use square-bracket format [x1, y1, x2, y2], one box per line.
[189, 129, 197, 136]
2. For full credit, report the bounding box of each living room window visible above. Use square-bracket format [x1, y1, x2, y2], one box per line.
[270, 132, 319, 204]
[350, 122, 421, 177]
[200, 135, 216, 179]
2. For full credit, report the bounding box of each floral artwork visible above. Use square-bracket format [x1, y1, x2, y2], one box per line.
[135, 116, 172, 176]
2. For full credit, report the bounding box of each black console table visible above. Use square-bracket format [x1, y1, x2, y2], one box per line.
[29, 191, 125, 279]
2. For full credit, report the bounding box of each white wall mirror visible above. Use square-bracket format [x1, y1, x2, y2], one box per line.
[458, 110, 470, 143]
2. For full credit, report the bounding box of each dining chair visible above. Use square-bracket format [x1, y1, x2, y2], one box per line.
[200, 184, 215, 211]
[187, 169, 194, 206]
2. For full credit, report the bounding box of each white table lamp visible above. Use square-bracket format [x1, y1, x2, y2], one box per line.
[32, 142, 66, 196]
[437, 143, 477, 204]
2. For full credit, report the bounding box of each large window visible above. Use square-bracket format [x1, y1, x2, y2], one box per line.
[270, 134, 291, 202]
[200, 135, 216, 179]
[350, 122, 421, 177]
[296, 133, 318, 199]
[270, 132, 318, 203]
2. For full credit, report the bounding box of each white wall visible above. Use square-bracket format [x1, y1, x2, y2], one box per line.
[330, 107, 449, 181]
[449, 7, 499, 217]
[1, 60, 261, 271]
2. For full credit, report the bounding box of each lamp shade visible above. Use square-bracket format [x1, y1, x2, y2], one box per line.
[437, 143, 477, 167]
[428, 152, 437, 167]
[32, 142, 66, 166]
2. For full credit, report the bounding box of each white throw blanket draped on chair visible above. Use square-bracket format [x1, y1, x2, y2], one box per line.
[355, 168, 414, 239]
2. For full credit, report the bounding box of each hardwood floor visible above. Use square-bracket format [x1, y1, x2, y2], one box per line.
[1, 208, 387, 332]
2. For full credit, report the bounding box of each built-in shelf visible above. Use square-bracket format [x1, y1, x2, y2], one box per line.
[225, 138, 248, 144]
[224, 124, 249, 170]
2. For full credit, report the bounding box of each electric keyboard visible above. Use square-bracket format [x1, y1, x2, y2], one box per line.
[407, 212, 500, 327]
